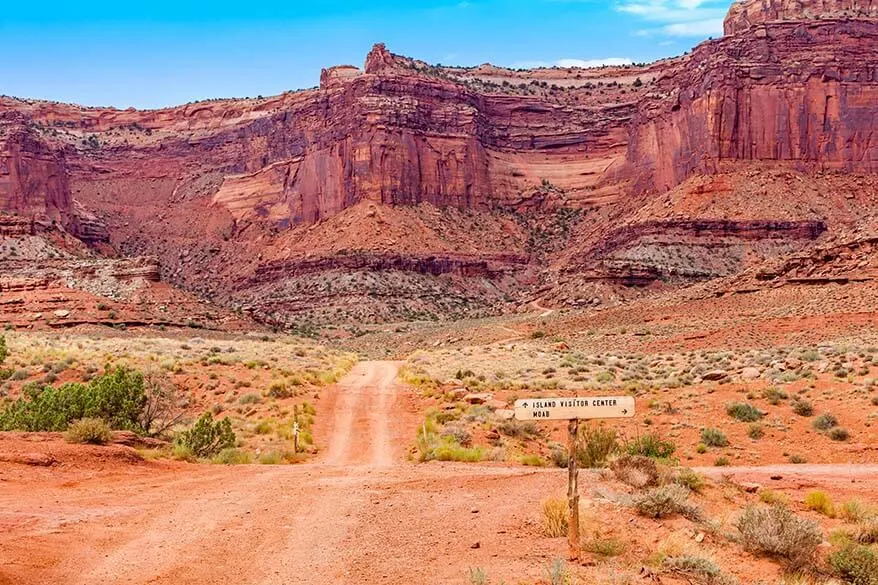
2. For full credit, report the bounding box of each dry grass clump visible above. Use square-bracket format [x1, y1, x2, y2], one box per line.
[541, 497, 568, 537]
[65, 417, 112, 444]
[759, 489, 792, 507]
[853, 518, 878, 545]
[662, 555, 739, 585]
[735, 504, 822, 570]
[804, 490, 836, 517]
[632, 484, 702, 521]
[583, 533, 626, 557]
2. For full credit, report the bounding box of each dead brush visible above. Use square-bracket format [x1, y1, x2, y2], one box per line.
[610, 454, 660, 489]
[662, 555, 739, 585]
[734, 504, 822, 571]
[632, 484, 703, 521]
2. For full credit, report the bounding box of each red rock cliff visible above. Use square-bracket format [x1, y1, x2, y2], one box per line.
[627, 11, 878, 194]
[725, 0, 878, 35]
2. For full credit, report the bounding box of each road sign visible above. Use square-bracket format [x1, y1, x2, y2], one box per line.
[515, 395, 636, 562]
[514, 396, 635, 421]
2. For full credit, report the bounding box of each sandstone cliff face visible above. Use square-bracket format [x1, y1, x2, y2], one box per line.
[0, 126, 71, 224]
[0, 124, 108, 243]
[627, 17, 878, 194]
[725, 0, 878, 35]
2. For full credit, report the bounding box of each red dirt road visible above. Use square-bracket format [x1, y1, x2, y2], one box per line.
[0, 362, 568, 585]
[2, 362, 878, 585]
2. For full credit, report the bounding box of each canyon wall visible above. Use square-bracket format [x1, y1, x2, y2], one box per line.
[1, 0, 877, 323]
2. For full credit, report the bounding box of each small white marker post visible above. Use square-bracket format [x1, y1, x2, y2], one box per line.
[292, 405, 301, 454]
[514, 395, 635, 562]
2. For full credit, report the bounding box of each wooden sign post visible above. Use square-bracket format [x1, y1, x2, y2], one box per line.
[567, 418, 580, 561]
[514, 396, 635, 562]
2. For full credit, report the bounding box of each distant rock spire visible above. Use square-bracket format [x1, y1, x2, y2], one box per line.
[365, 43, 396, 74]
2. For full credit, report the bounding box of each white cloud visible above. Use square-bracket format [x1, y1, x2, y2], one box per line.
[615, 0, 729, 37]
[512, 57, 634, 69]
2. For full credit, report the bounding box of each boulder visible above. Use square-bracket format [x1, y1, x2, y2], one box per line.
[702, 370, 728, 381]
[741, 367, 761, 380]
[495, 409, 515, 420]
[463, 393, 493, 405]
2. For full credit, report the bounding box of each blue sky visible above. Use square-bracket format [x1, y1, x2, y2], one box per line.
[0, 1, 733, 109]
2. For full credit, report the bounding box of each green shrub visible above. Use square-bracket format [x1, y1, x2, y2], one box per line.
[576, 424, 620, 468]
[212, 448, 252, 465]
[735, 505, 822, 570]
[65, 418, 112, 444]
[176, 412, 236, 458]
[673, 468, 706, 493]
[700, 427, 729, 447]
[531, 330, 546, 339]
[266, 381, 292, 399]
[0, 367, 145, 431]
[0, 335, 6, 364]
[258, 450, 286, 465]
[792, 399, 814, 417]
[789, 454, 807, 464]
[748, 424, 764, 439]
[827, 544, 878, 585]
[627, 433, 676, 459]
[762, 387, 788, 405]
[726, 402, 763, 422]
[714, 456, 730, 467]
[632, 484, 701, 521]
[813, 413, 839, 431]
[238, 393, 261, 405]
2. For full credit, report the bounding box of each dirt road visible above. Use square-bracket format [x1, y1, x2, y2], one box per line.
[0, 362, 567, 585]
[3, 362, 878, 585]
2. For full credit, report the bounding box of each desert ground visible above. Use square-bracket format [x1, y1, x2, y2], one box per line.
[2, 287, 878, 585]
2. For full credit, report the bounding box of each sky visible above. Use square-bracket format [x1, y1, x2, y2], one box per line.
[0, 1, 734, 109]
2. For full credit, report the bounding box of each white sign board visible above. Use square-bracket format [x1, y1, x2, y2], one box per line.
[514, 396, 635, 421]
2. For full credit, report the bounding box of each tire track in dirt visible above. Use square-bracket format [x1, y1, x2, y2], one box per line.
[321, 361, 403, 468]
